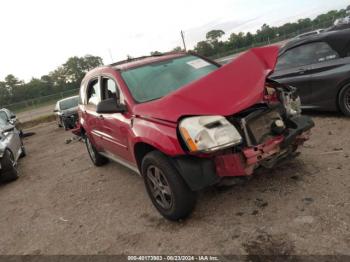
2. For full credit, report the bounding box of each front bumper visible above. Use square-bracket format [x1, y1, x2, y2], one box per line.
[62, 113, 78, 129]
[215, 115, 314, 177]
[173, 115, 314, 191]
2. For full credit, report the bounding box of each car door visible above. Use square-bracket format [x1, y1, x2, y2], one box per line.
[83, 77, 104, 149]
[271, 42, 329, 106]
[98, 76, 133, 162]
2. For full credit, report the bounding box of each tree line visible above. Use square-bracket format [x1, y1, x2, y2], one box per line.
[193, 6, 350, 57]
[0, 55, 103, 106]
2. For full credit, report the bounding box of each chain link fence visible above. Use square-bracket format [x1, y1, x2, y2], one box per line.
[1, 88, 79, 113]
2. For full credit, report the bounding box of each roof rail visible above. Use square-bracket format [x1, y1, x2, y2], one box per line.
[108, 51, 187, 67]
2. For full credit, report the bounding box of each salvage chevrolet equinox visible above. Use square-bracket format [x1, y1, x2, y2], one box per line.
[78, 46, 314, 220]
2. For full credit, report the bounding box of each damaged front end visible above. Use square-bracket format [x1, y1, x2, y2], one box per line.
[215, 81, 314, 177]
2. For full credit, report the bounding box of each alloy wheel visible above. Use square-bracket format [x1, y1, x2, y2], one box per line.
[345, 88, 350, 112]
[146, 165, 173, 210]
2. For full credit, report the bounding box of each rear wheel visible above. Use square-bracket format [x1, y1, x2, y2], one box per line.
[85, 136, 108, 166]
[0, 149, 19, 183]
[338, 83, 350, 116]
[142, 151, 197, 221]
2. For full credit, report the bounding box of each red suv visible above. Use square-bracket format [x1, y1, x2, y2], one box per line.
[78, 46, 314, 220]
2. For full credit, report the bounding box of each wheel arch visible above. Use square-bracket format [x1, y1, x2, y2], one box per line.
[133, 142, 158, 173]
[336, 79, 350, 110]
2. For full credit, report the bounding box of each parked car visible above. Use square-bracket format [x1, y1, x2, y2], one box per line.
[77, 47, 314, 220]
[0, 116, 26, 183]
[271, 28, 350, 115]
[0, 108, 23, 137]
[294, 29, 325, 39]
[54, 95, 79, 130]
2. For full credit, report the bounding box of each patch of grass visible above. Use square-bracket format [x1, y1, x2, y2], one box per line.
[18, 114, 56, 129]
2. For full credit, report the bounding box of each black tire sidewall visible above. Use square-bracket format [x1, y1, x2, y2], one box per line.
[338, 84, 350, 116]
[20, 139, 26, 158]
[0, 149, 18, 183]
[142, 151, 197, 221]
[85, 136, 108, 166]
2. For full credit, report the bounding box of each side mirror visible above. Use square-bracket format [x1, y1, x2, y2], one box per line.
[10, 114, 16, 119]
[53, 109, 58, 113]
[96, 98, 127, 114]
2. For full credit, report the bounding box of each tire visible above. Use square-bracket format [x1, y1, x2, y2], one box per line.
[19, 140, 26, 158]
[85, 136, 108, 166]
[142, 151, 197, 221]
[0, 149, 19, 183]
[338, 83, 350, 116]
[62, 119, 68, 131]
[58, 117, 63, 128]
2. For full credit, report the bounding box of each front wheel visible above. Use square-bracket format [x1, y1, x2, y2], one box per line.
[85, 136, 108, 166]
[142, 151, 197, 221]
[19, 139, 26, 158]
[0, 149, 19, 183]
[338, 83, 350, 116]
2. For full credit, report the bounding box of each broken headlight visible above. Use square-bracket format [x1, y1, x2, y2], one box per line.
[179, 115, 242, 153]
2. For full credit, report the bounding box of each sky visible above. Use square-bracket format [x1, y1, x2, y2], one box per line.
[0, 0, 348, 82]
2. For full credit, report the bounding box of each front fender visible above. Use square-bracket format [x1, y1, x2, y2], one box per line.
[132, 117, 184, 157]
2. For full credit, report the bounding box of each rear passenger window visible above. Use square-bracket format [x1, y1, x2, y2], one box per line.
[276, 42, 339, 70]
[86, 79, 100, 106]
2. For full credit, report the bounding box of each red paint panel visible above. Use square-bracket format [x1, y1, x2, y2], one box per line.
[133, 46, 279, 122]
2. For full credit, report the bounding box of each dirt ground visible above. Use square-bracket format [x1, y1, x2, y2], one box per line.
[0, 113, 349, 255]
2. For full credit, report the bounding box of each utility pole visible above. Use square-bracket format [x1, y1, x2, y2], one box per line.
[181, 30, 187, 51]
[108, 48, 114, 63]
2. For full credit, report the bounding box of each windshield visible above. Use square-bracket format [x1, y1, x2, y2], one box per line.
[59, 96, 79, 110]
[121, 55, 218, 103]
[0, 116, 6, 126]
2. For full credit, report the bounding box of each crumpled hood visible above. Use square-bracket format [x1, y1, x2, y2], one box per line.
[133, 46, 279, 122]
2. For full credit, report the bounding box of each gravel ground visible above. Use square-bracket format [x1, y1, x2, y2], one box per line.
[0, 113, 349, 255]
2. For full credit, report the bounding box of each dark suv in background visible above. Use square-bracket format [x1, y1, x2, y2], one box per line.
[271, 28, 350, 115]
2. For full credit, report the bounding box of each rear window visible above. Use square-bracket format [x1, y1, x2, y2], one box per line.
[121, 55, 218, 103]
[276, 42, 339, 70]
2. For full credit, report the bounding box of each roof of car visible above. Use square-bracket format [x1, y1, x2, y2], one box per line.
[280, 28, 350, 57]
[109, 52, 188, 71]
[57, 95, 79, 103]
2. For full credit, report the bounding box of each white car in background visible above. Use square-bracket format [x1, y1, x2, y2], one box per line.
[53, 95, 79, 130]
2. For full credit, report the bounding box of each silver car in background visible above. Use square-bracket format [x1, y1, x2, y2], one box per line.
[0, 115, 26, 183]
[54, 95, 79, 130]
[0, 108, 23, 137]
